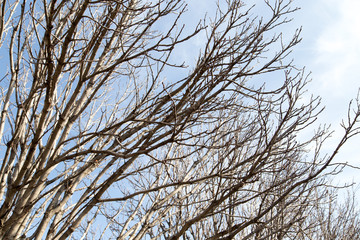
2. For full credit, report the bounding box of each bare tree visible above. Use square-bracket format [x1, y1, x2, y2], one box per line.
[291, 186, 360, 240]
[0, 0, 359, 239]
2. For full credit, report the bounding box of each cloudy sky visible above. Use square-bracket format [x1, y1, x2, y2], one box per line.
[183, 0, 360, 187]
[282, 0, 360, 187]
[275, 0, 360, 187]
[295, 0, 360, 186]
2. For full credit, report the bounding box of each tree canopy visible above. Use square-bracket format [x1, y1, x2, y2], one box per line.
[0, 0, 359, 239]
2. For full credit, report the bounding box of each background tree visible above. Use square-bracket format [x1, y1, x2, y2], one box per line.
[307, 188, 360, 240]
[0, 0, 359, 239]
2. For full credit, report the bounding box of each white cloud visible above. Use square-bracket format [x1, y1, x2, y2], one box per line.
[306, 0, 360, 185]
[313, 0, 360, 95]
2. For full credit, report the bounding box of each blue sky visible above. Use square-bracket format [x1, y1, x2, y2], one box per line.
[1, 0, 358, 190]
[0, 1, 357, 237]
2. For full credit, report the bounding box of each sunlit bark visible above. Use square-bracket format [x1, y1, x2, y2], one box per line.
[0, 0, 359, 239]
